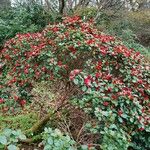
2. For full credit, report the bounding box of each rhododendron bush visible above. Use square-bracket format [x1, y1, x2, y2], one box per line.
[0, 16, 150, 149]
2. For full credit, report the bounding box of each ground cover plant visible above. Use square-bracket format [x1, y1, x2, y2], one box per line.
[0, 16, 150, 149]
[0, 128, 26, 150]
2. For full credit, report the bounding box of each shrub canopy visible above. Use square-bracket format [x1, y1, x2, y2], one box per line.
[0, 16, 150, 149]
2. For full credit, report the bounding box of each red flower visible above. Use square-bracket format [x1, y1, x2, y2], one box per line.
[68, 46, 76, 54]
[99, 35, 115, 43]
[14, 96, 19, 101]
[103, 101, 109, 106]
[107, 87, 112, 92]
[131, 68, 139, 76]
[138, 127, 144, 131]
[137, 79, 143, 84]
[118, 110, 123, 116]
[87, 144, 93, 149]
[84, 76, 92, 86]
[64, 32, 69, 38]
[120, 87, 134, 100]
[20, 100, 26, 106]
[0, 98, 4, 104]
[69, 69, 82, 80]
[105, 74, 112, 81]
[112, 94, 118, 100]
[63, 16, 81, 24]
[138, 116, 142, 121]
[135, 52, 141, 57]
[24, 68, 29, 74]
[99, 45, 108, 55]
[95, 61, 102, 70]
[144, 96, 149, 101]
[41, 67, 46, 72]
[57, 61, 62, 66]
[86, 39, 94, 45]
[35, 71, 40, 78]
[124, 50, 131, 57]
[4, 54, 11, 60]
[52, 27, 59, 32]
[95, 72, 102, 78]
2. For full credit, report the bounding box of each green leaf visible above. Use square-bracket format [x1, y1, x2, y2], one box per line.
[73, 79, 79, 85]
[44, 144, 52, 150]
[3, 129, 12, 137]
[81, 145, 88, 150]
[7, 144, 18, 150]
[82, 86, 87, 92]
[118, 117, 123, 123]
[0, 136, 7, 145]
[122, 114, 128, 119]
[18, 134, 26, 140]
[47, 137, 53, 145]
[109, 124, 117, 130]
[130, 118, 134, 123]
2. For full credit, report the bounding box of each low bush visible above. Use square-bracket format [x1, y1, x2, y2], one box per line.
[0, 16, 149, 149]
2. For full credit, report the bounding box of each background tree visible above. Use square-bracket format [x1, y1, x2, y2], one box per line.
[0, 0, 11, 8]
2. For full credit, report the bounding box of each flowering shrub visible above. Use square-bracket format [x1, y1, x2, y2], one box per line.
[0, 16, 149, 148]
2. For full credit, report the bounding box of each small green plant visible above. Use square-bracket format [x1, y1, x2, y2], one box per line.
[100, 126, 130, 150]
[0, 128, 26, 150]
[42, 127, 76, 150]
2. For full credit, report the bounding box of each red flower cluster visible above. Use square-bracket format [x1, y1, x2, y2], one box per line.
[69, 69, 82, 80]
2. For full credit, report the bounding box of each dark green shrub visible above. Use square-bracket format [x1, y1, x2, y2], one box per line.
[0, 3, 54, 48]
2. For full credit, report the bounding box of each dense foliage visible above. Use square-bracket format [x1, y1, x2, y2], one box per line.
[0, 16, 150, 149]
[0, 3, 54, 48]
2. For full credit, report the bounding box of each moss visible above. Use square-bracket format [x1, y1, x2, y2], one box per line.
[0, 112, 38, 132]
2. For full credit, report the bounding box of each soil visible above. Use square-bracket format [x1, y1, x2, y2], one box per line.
[20, 143, 43, 150]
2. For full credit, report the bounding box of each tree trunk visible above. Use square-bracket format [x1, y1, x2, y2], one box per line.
[59, 0, 65, 14]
